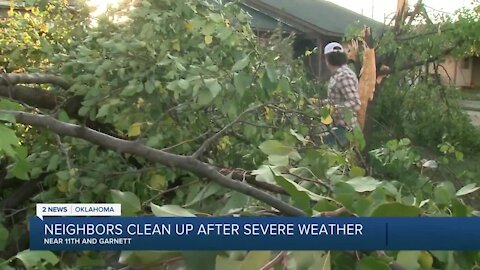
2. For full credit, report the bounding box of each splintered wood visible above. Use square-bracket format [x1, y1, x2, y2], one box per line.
[357, 27, 376, 129]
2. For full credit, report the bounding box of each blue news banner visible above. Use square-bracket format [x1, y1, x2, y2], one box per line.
[29, 217, 480, 251]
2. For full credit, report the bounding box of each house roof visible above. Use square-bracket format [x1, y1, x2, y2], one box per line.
[245, 0, 384, 37]
[241, 3, 300, 32]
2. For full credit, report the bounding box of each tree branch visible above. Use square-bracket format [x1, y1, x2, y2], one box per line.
[260, 251, 287, 270]
[192, 103, 267, 158]
[0, 73, 71, 89]
[218, 168, 289, 195]
[4, 110, 306, 216]
[313, 207, 353, 217]
[0, 85, 64, 109]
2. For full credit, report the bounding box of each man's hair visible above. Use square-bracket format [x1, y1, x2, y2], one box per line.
[325, 52, 347, 66]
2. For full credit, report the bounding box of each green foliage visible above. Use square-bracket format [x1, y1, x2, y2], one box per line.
[0, 0, 480, 269]
[371, 77, 480, 153]
[0, 0, 89, 71]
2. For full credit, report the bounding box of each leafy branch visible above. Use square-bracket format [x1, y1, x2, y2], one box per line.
[192, 103, 271, 158]
[2, 110, 306, 217]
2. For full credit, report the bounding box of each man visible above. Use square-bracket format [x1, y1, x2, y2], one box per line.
[321, 42, 361, 148]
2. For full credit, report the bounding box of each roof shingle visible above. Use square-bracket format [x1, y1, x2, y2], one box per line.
[252, 0, 384, 36]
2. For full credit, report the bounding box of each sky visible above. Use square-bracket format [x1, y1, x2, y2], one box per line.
[326, 0, 475, 22]
[86, 0, 476, 22]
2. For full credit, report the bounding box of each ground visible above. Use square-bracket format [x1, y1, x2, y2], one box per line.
[461, 100, 480, 127]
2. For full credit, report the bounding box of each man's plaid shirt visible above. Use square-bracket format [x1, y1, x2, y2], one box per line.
[327, 64, 361, 128]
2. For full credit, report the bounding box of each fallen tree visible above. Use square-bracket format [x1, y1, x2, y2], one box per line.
[1, 0, 480, 269]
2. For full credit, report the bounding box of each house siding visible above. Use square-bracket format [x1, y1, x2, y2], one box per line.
[435, 55, 480, 88]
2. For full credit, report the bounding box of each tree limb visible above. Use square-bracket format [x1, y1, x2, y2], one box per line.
[0, 73, 71, 89]
[4, 110, 306, 216]
[0, 85, 63, 109]
[260, 251, 287, 270]
[219, 168, 289, 195]
[192, 103, 268, 158]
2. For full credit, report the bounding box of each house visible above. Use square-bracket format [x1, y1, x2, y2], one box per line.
[240, 0, 384, 80]
[435, 55, 480, 88]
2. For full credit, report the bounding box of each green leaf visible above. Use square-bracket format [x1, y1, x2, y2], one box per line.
[149, 174, 166, 190]
[216, 255, 242, 270]
[76, 254, 105, 268]
[56, 170, 70, 181]
[96, 104, 111, 118]
[274, 175, 329, 202]
[0, 224, 8, 251]
[128, 122, 142, 137]
[184, 182, 222, 207]
[0, 99, 22, 110]
[178, 79, 190, 90]
[119, 251, 180, 265]
[456, 183, 480, 197]
[326, 165, 342, 179]
[450, 198, 468, 217]
[233, 72, 251, 96]
[208, 13, 224, 23]
[0, 125, 19, 157]
[204, 78, 222, 98]
[278, 77, 291, 92]
[333, 182, 358, 210]
[184, 252, 218, 270]
[259, 140, 293, 156]
[0, 112, 15, 123]
[333, 253, 356, 270]
[251, 165, 276, 183]
[395, 251, 421, 270]
[370, 202, 421, 217]
[356, 256, 390, 270]
[265, 64, 277, 83]
[346, 177, 381, 193]
[232, 56, 250, 72]
[11, 157, 29, 180]
[197, 90, 214, 106]
[454, 151, 464, 161]
[313, 200, 338, 213]
[110, 190, 141, 216]
[399, 138, 411, 146]
[291, 251, 316, 269]
[150, 203, 196, 217]
[268, 155, 289, 166]
[237, 251, 271, 270]
[310, 251, 331, 270]
[434, 181, 456, 205]
[290, 129, 309, 145]
[349, 166, 366, 177]
[144, 80, 156, 93]
[273, 175, 311, 213]
[15, 250, 59, 268]
[220, 191, 249, 215]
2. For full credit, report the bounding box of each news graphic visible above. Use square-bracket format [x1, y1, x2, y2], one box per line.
[29, 203, 480, 251]
[36, 203, 122, 219]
